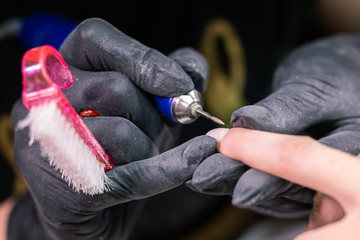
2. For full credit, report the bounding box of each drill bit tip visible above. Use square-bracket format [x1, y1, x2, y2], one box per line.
[210, 116, 226, 125]
[196, 109, 225, 125]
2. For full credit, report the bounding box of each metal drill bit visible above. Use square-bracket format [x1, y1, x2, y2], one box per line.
[196, 109, 225, 125]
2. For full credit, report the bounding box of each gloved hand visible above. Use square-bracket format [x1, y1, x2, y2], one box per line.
[189, 34, 360, 218]
[10, 18, 216, 239]
[60, 18, 209, 153]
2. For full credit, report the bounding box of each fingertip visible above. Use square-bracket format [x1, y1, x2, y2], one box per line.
[215, 127, 257, 158]
[206, 128, 229, 143]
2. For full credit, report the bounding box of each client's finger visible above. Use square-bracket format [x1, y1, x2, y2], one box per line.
[306, 193, 344, 230]
[207, 128, 360, 213]
[295, 218, 359, 240]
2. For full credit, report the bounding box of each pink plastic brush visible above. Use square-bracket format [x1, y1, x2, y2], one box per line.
[16, 45, 114, 195]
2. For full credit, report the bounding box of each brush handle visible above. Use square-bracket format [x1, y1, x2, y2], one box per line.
[21, 45, 114, 170]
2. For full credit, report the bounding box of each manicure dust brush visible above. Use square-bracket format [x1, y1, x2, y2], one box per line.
[16, 45, 114, 195]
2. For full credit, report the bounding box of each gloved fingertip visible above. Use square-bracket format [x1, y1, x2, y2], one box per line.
[185, 179, 192, 185]
[183, 136, 217, 164]
[231, 105, 276, 131]
[231, 186, 257, 208]
[231, 196, 248, 208]
[185, 179, 211, 194]
[184, 179, 196, 191]
[190, 173, 208, 192]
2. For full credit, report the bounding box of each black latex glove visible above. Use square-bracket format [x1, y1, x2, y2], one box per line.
[9, 18, 216, 240]
[189, 34, 360, 218]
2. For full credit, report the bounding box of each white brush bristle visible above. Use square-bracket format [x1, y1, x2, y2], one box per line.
[17, 101, 112, 195]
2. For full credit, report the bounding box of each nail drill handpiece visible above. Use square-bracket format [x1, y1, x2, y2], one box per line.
[155, 90, 225, 125]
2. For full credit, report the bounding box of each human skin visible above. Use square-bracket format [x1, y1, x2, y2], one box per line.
[0, 198, 15, 240]
[208, 128, 360, 239]
[306, 192, 344, 230]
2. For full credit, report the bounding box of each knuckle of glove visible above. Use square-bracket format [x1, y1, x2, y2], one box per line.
[83, 72, 137, 116]
[71, 18, 109, 45]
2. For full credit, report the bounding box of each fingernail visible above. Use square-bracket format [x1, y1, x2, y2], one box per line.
[206, 128, 229, 143]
